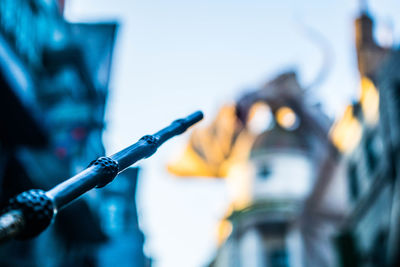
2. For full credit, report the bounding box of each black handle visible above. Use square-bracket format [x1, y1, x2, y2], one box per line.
[0, 111, 203, 242]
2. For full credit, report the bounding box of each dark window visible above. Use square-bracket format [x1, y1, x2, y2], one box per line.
[348, 164, 359, 201]
[370, 229, 388, 266]
[258, 164, 272, 180]
[268, 249, 289, 267]
[365, 135, 379, 174]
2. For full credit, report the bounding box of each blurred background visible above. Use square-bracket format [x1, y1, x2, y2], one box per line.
[1, 0, 400, 266]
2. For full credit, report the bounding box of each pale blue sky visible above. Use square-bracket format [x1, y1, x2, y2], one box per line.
[65, 1, 400, 266]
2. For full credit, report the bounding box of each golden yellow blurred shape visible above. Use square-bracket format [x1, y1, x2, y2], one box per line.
[216, 219, 233, 245]
[167, 104, 256, 178]
[276, 106, 298, 130]
[167, 142, 217, 177]
[360, 76, 379, 125]
[330, 105, 362, 153]
[330, 77, 378, 153]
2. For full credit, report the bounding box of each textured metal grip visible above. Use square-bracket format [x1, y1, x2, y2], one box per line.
[89, 156, 119, 188]
[2, 190, 54, 239]
[140, 135, 159, 145]
[0, 111, 203, 242]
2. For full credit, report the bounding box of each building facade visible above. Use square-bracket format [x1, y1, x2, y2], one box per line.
[0, 1, 149, 266]
[330, 9, 400, 267]
[206, 72, 339, 267]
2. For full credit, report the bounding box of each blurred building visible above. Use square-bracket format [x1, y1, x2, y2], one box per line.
[169, 69, 340, 267]
[206, 72, 339, 267]
[0, 0, 148, 266]
[97, 167, 151, 267]
[329, 8, 400, 267]
[168, 4, 400, 267]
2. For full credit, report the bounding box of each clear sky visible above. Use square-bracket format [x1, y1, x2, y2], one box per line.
[65, 1, 400, 266]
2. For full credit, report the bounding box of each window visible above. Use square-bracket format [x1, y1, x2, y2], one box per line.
[268, 248, 289, 267]
[258, 163, 272, 180]
[348, 163, 359, 201]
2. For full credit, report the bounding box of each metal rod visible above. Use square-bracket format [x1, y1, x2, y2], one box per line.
[0, 111, 203, 242]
